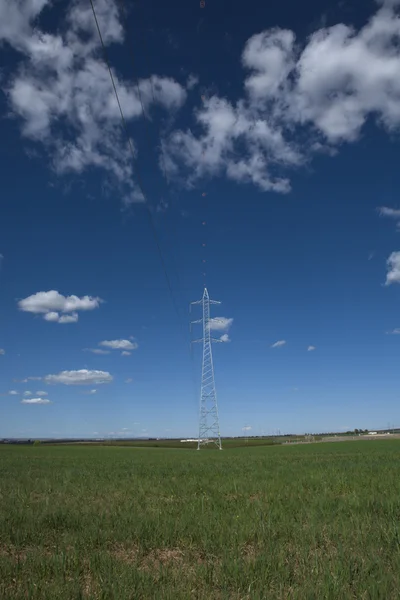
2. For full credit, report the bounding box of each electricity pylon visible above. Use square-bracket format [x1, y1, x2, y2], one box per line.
[190, 288, 223, 450]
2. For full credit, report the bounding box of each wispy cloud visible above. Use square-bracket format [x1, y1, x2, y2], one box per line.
[386, 328, 400, 334]
[0, 348, 5, 355]
[307, 345, 316, 351]
[271, 340, 286, 348]
[84, 348, 110, 355]
[378, 207, 400, 219]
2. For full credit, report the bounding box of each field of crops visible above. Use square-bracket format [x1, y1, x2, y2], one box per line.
[1, 440, 400, 599]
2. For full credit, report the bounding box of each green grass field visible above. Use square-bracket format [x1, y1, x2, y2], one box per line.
[1, 440, 400, 599]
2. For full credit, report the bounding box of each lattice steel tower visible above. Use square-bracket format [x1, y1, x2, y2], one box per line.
[190, 288, 223, 450]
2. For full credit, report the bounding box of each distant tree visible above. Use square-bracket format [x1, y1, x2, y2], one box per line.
[33, 440, 41, 446]
[354, 429, 359, 434]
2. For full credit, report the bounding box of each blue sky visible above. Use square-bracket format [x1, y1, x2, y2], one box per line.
[1, 0, 400, 438]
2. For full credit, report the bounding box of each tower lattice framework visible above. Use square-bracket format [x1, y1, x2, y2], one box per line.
[191, 288, 222, 450]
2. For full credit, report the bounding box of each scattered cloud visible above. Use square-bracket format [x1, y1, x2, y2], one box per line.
[18, 291, 102, 323]
[378, 206, 400, 231]
[209, 317, 233, 332]
[220, 333, 231, 343]
[1, 0, 187, 206]
[19, 376, 42, 383]
[385, 251, 400, 285]
[44, 369, 113, 385]
[125, 378, 133, 383]
[84, 348, 111, 355]
[23, 391, 32, 396]
[386, 328, 400, 334]
[121, 351, 131, 356]
[242, 426, 252, 431]
[21, 398, 51, 404]
[307, 345, 316, 351]
[99, 339, 138, 351]
[164, 1, 400, 193]
[186, 74, 199, 90]
[378, 207, 400, 219]
[35, 391, 48, 396]
[0, 348, 5, 355]
[271, 340, 286, 348]
[8, 390, 19, 395]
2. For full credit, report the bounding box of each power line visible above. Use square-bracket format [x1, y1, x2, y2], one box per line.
[89, 0, 198, 414]
[89, 0, 182, 325]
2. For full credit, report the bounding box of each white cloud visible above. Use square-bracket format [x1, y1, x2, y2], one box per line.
[8, 390, 19, 395]
[242, 426, 252, 431]
[378, 207, 400, 218]
[84, 348, 110, 355]
[164, 2, 400, 193]
[2, 0, 187, 207]
[121, 351, 131, 356]
[18, 291, 101, 323]
[21, 398, 51, 404]
[307, 345, 316, 351]
[35, 391, 48, 396]
[99, 339, 138, 350]
[385, 251, 400, 285]
[23, 391, 32, 396]
[186, 74, 199, 90]
[0, 348, 5, 355]
[209, 317, 233, 332]
[220, 334, 231, 343]
[386, 328, 400, 334]
[125, 378, 133, 383]
[44, 369, 113, 385]
[271, 340, 286, 348]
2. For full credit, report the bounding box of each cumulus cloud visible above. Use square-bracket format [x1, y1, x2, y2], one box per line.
[18, 290, 101, 323]
[44, 369, 113, 385]
[35, 391, 48, 396]
[23, 391, 32, 396]
[21, 398, 51, 404]
[2, 0, 187, 206]
[121, 351, 131, 356]
[99, 339, 138, 350]
[385, 251, 400, 285]
[271, 340, 286, 348]
[8, 390, 18, 395]
[164, 1, 400, 193]
[220, 333, 231, 343]
[209, 317, 233, 332]
[307, 345, 316, 351]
